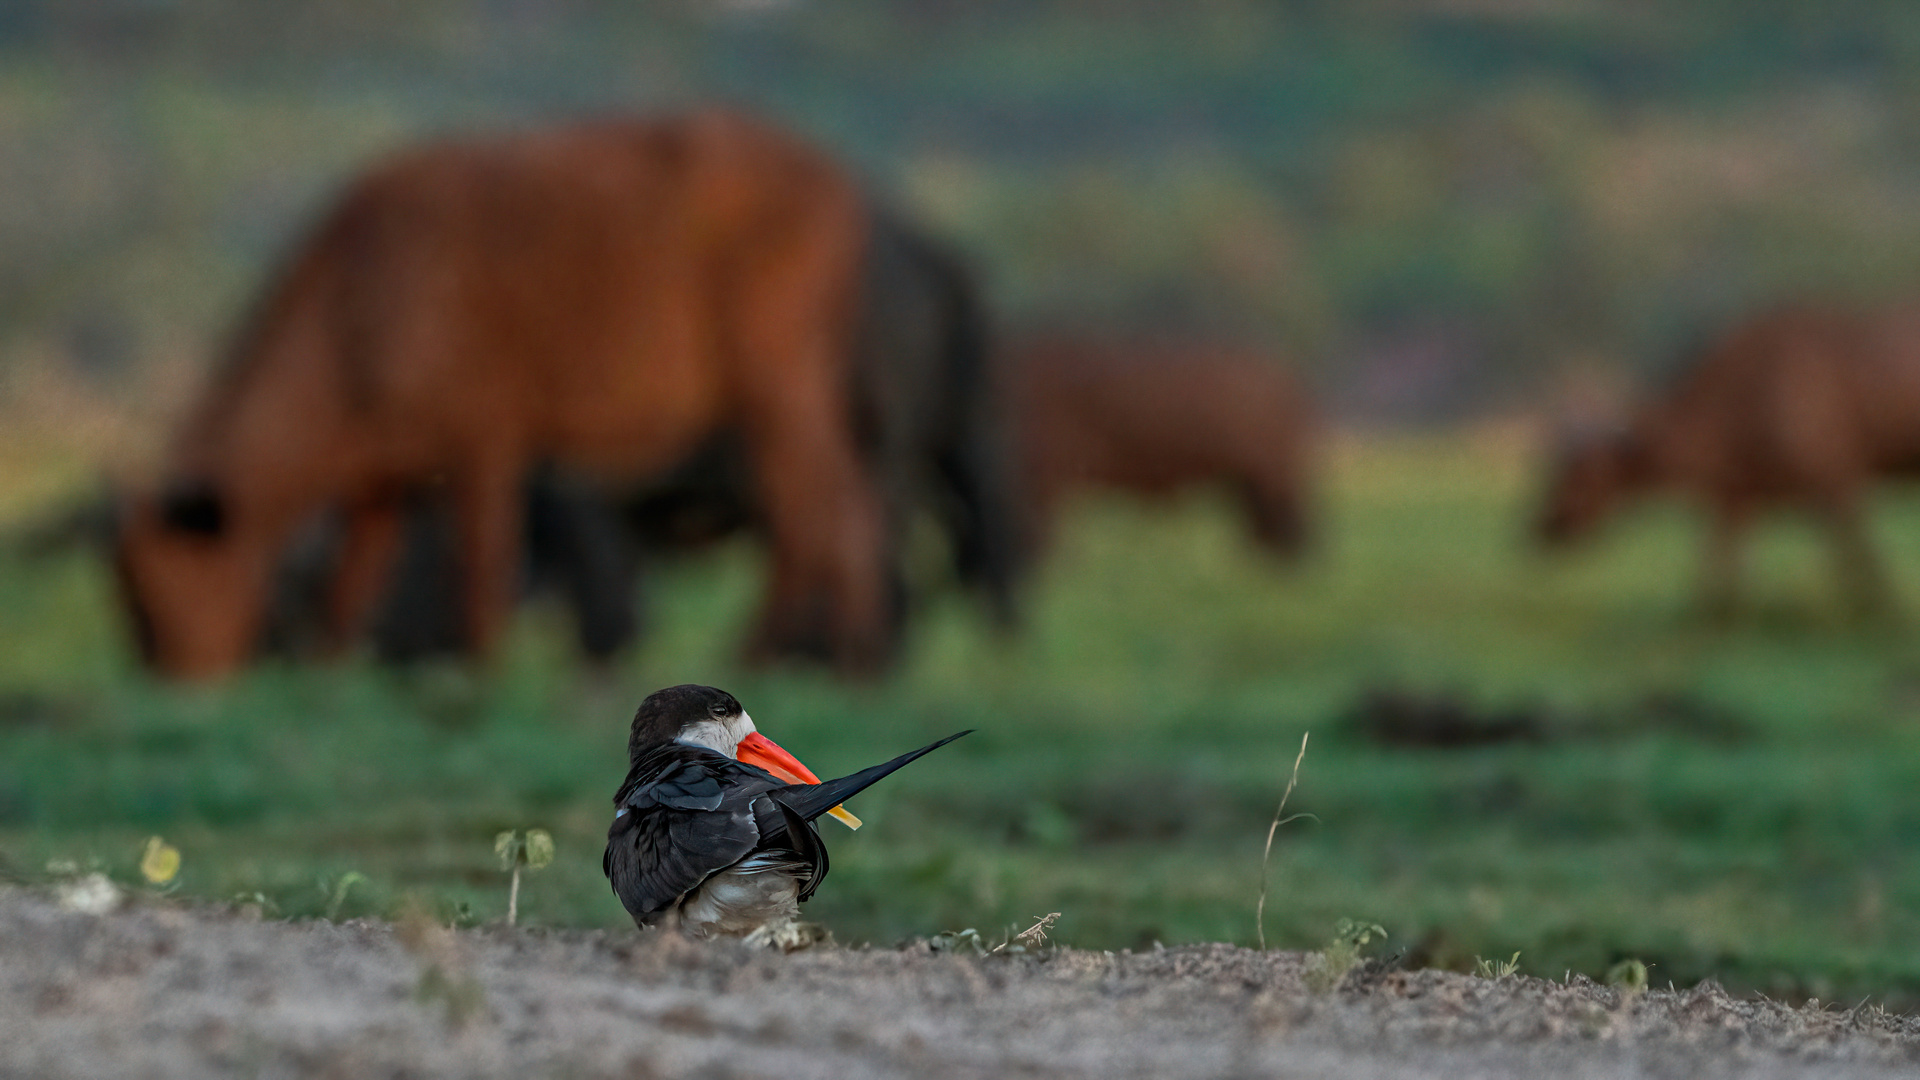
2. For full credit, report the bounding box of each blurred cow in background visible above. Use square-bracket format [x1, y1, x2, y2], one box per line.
[1537, 303, 1920, 618]
[1004, 335, 1315, 560]
[111, 109, 1017, 680]
[275, 211, 1015, 665]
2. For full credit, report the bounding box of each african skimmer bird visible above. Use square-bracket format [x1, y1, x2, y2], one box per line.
[603, 684, 970, 942]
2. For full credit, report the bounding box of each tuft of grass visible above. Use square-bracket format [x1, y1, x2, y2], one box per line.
[1474, 951, 1522, 979]
[1607, 958, 1650, 1000]
[321, 871, 368, 922]
[1303, 918, 1388, 995]
[925, 927, 987, 955]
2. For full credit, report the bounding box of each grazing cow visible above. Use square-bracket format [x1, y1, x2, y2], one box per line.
[1536, 303, 1920, 617]
[115, 110, 900, 679]
[350, 210, 1016, 662]
[1004, 335, 1315, 558]
[112, 121, 1018, 678]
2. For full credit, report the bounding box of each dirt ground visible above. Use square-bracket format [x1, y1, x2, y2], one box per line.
[4, 887, 1920, 1080]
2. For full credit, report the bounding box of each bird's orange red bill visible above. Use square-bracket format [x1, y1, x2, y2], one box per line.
[736, 731, 863, 829]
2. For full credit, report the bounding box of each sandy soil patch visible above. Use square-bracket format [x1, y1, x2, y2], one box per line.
[3, 887, 1918, 1079]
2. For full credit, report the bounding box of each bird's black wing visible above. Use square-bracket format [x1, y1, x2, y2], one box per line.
[602, 746, 809, 925]
[735, 731, 973, 905]
[764, 796, 829, 903]
[770, 730, 973, 823]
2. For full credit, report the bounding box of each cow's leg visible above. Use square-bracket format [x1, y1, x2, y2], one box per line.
[1698, 498, 1751, 622]
[1019, 469, 1061, 569]
[1816, 492, 1895, 621]
[1241, 474, 1309, 559]
[1014, 426, 1078, 568]
[731, 204, 890, 673]
[741, 394, 891, 673]
[451, 452, 525, 658]
[739, 394, 891, 672]
[323, 496, 406, 655]
[525, 464, 639, 661]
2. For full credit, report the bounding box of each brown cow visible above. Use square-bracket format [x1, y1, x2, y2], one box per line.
[284, 210, 1015, 666]
[1536, 303, 1920, 617]
[115, 110, 896, 679]
[1005, 335, 1315, 558]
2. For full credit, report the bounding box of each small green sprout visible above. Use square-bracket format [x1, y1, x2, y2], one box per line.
[1303, 918, 1387, 995]
[1474, 951, 1522, 979]
[494, 828, 554, 928]
[320, 871, 368, 921]
[230, 891, 278, 918]
[1606, 958, 1650, 1000]
[926, 927, 987, 954]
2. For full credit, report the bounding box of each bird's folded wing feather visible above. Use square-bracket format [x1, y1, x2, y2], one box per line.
[764, 796, 829, 902]
[602, 750, 797, 922]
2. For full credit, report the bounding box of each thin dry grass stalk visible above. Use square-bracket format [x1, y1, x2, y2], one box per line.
[993, 912, 1063, 953]
[1256, 732, 1312, 951]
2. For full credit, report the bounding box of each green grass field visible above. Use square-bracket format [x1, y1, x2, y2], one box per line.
[6, 428, 1920, 1003]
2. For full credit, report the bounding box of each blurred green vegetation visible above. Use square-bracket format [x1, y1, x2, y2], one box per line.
[7, 0, 1920, 1010]
[8, 431, 1920, 1005]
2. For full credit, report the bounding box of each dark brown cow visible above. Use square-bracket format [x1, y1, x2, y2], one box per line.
[1005, 335, 1315, 558]
[271, 211, 1015, 666]
[1537, 303, 1920, 617]
[115, 110, 896, 679]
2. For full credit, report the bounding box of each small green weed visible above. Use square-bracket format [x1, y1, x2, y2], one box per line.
[494, 828, 553, 928]
[320, 871, 368, 921]
[230, 891, 278, 918]
[1303, 918, 1387, 995]
[1474, 951, 1522, 979]
[925, 927, 987, 954]
[1607, 958, 1650, 1000]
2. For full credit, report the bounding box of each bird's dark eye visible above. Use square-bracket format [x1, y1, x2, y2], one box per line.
[708, 702, 731, 719]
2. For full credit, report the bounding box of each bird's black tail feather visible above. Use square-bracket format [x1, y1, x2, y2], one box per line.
[775, 730, 973, 823]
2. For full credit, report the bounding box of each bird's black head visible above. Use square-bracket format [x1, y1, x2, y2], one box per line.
[628, 684, 747, 764]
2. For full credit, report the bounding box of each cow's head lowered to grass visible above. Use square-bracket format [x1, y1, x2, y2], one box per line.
[1534, 427, 1655, 547]
[113, 476, 274, 680]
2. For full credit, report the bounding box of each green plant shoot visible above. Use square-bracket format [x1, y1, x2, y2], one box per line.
[495, 828, 554, 928]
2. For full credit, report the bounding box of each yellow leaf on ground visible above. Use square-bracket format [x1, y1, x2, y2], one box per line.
[140, 837, 180, 885]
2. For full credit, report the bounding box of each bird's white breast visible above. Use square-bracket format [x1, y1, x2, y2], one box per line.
[675, 852, 804, 937]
